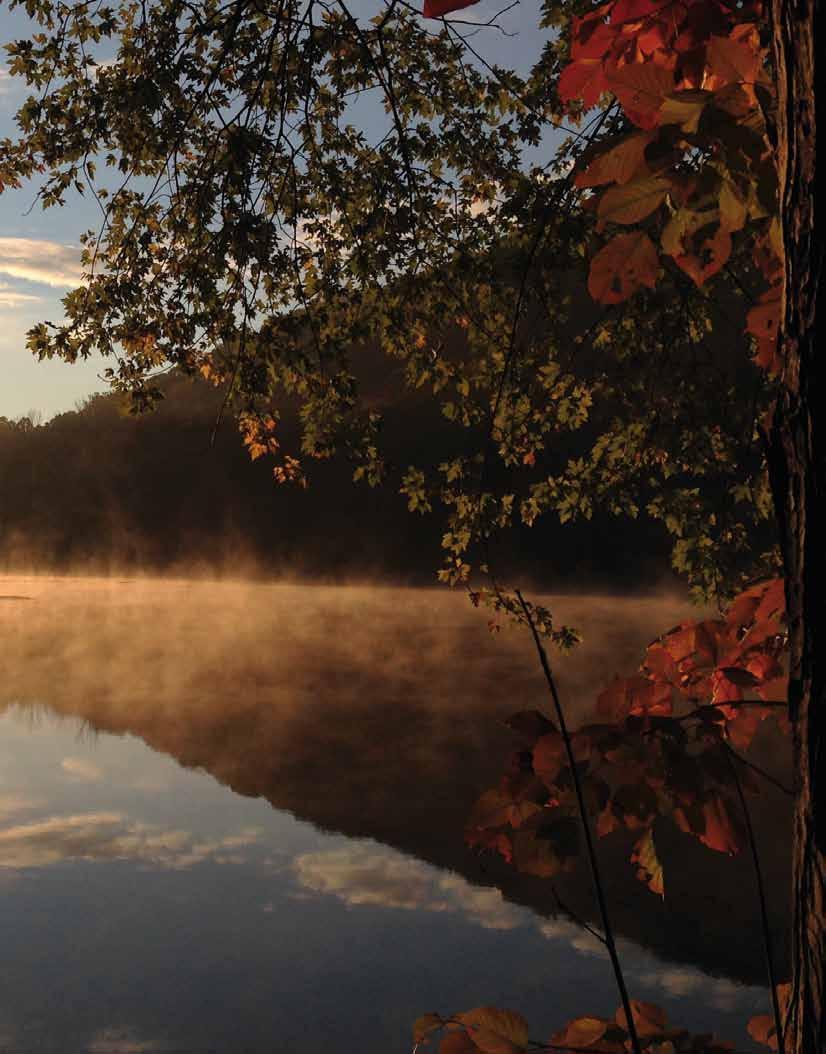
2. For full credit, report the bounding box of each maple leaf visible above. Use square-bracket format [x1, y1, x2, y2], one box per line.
[588, 231, 659, 303]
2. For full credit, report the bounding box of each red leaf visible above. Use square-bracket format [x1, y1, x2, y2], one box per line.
[604, 60, 676, 129]
[423, 0, 480, 17]
[558, 60, 609, 108]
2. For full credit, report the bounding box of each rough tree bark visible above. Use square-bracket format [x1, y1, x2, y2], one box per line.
[767, 0, 824, 1049]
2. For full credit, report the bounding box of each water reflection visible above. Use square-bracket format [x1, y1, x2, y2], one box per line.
[0, 575, 787, 1051]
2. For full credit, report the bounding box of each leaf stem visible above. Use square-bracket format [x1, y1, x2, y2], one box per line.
[515, 590, 643, 1054]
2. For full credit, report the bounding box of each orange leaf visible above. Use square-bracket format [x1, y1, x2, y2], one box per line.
[700, 794, 742, 854]
[588, 231, 659, 303]
[747, 1015, 779, 1051]
[441, 1031, 481, 1054]
[456, 1008, 529, 1054]
[615, 1001, 668, 1038]
[552, 1017, 609, 1048]
[705, 33, 762, 92]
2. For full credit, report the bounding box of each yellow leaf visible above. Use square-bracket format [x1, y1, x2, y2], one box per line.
[659, 90, 711, 133]
[597, 176, 670, 228]
[631, 827, 665, 897]
[574, 132, 653, 188]
[660, 208, 718, 257]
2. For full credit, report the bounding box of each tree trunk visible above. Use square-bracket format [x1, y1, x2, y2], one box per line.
[767, 0, 825, 1049]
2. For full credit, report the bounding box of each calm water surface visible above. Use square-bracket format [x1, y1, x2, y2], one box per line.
[0, 576, 785, 1053]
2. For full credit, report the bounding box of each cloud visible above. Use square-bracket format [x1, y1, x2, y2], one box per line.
[0, 237, 84, 288]
[61, 756, 105, 783]
[0, 812, 262, 870]
[293, 845, 527, 931]
[0, 793, 40, 821]
[0, 281, 42, 307]
[637, 966, 751, 1011]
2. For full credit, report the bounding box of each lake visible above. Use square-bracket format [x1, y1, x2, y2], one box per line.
[0, 575, 788, 1052]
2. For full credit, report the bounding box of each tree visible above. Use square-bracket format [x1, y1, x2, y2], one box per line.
[0, 0, 820, 1047]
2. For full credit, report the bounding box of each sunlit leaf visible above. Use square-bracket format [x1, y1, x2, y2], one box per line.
[630, 826, 665, 897]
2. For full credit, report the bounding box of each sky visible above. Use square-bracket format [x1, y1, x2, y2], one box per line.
[0, 0, 550, 420]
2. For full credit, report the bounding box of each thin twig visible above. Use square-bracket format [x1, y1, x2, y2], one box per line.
[515, 589, 643, 1054]
[724, 742, 786, 1053]
[549, 883, 607, 944]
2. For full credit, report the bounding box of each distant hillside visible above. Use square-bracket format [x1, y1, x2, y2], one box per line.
[0, 372, 674, 586]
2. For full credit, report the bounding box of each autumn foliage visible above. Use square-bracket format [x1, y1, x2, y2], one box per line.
[557, 0, 782, 374]
[465, 578, 787, 898]
[415, 579, 790, 1053]
[414, 998, 751, 1052]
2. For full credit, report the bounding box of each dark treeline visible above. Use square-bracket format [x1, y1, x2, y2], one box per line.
[0, 371, 674, 586]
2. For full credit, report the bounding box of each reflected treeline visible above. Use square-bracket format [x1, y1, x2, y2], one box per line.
[0, 372, 675, 586]
[1, 578, 790, 985]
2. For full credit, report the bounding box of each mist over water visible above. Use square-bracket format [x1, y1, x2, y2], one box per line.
[0, 574, 786, 1052]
